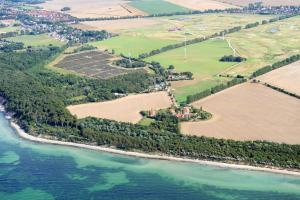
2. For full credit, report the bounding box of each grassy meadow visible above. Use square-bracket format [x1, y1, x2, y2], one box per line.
[145, 39, 236, 102]
[0, 26, 19, 33]
[128, 0, 190, 15]
[226, 15, 300, 76]
[91, 35, 177, 57]
[89, 14, 274, 58]
[7, 34, 65, 47]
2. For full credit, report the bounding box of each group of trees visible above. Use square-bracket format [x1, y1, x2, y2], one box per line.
[115, 58, 146, 68]
[220, 55, 246, 62]
[186, 78, 246, 104]
[0, 40, 24, 52]
[0, 47, 300, 169]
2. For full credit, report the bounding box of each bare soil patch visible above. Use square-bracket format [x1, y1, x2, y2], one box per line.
[72, 18, 160, 32]
[39, 0, 145, 18]
[181, 83, 300, 144]
[166, 0, 239, 10]
[257, 61, 300, 96]
[67, 91, 172, 123]
[216, 0, 300, 7]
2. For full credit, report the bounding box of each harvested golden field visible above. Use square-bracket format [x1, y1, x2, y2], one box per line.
[216, 0, 300, 7]
[39, 0, 145, 18]
[181, 83, 300, 144]
[72, 18, 160, 33]
[166, 0, 239, 10]
[67, 92, 172, 123]
[257, 61, 300, 96]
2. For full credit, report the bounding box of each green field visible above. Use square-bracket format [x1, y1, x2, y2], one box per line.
[226, 16, 300, 76]
[7, 34, 65, 47]
[128, 0, 190, 15]
[89, 14, 273, 58]
[90, 35, 176, 57]
[0, 26, 19, 33]
[145, 39, 236, 102]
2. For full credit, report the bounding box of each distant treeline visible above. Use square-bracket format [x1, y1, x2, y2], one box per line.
[77, 8, 241, 22]
[1, 48, 300, 170]
[251, 54, 300, 77]
[186, 78, 246, 104]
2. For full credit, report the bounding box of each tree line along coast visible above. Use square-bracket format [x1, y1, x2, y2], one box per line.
[1, 0, 300, 173]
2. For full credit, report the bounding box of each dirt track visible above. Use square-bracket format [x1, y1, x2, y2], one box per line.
[181, 83, 300, 144]
[67, 91, 172, 123]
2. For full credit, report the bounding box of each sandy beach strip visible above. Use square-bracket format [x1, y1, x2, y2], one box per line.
[9, 121, 300, 177]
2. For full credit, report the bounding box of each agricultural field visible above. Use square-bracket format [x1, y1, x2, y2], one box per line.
[257, 61, 300, 96]
[67, 91, 172, 123]
[145, 39, 235, 102]
[54, 50, 130, 79]
[39, 0, 146, 18]
[215, 0, 300, 7]
[128, 0, 190, 15]
[166, 0, 239, 10]
[6, 34, 65, 47]
[90, 35, 177, 58]
[225, 16, 300, 76]
[181, 83, 300, 144]
[89, 14, 273, 58]
[72, 18, 160, 32]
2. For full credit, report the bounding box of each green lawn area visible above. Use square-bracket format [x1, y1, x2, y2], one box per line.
[138, 117, 155, 126]
[145, 39, 236, 102]
[0, 26, 19, 33]
[7, 34, 65, 47]
[128, 0, 190, 15]
[90, 35, 176, 58]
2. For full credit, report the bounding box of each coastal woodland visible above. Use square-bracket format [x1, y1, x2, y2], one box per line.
[0, 46, 300, 170]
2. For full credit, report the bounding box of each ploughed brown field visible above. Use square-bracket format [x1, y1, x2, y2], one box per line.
[72, 18, 160, 32]
[67, 91, 172, 123]
[166, 0, 239, 10]
[181, 83, 300, 144]
[215, 0, 300, 7]
[257, 61, 300, 96]
[39, 0, 146, 18]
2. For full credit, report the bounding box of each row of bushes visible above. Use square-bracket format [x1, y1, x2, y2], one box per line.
[186, 78, 246, 104]
[251, 54, 300, 78]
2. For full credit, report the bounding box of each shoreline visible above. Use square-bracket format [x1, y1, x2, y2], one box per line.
[9, 121, 300, 177]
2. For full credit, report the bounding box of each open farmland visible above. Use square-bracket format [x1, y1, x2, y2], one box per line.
[215, 0, 300, 7]
[91, 35, 177, 57]
[55, 50, 129, 79]
[67, 91, 172, 123]
[6, 34, 64, 47]
[225, 16, 300, 76]
[72, 18, 160, 32]
[128, 0, 190, 15]
[166, 0, 239, 10]
[39, 0, 146, 18]
[257, 61, 300, 96]
[145, 39, 235, 102]
[181, 83, 300, 144]
[89, 14, 273, 58]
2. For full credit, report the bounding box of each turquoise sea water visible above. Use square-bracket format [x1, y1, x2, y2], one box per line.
[0, 113, 300, 200]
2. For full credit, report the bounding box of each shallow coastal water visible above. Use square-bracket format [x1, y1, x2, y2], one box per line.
[0, 113, 300, 200]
